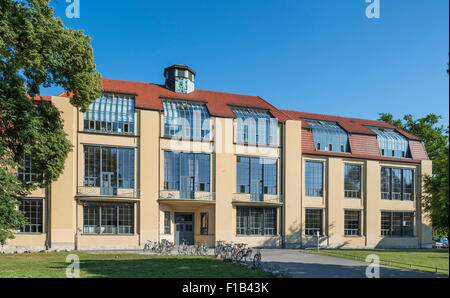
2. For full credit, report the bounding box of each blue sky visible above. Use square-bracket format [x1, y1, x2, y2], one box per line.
[45, 0, 449, 126]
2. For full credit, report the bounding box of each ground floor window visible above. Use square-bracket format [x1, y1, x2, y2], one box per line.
[19, 199, 43, 233]
[344, 210, 361, 236]
[83, 201, 134, 234]
[381, 211, 414, 237]
[236, 207, 277, 236]
[200, 212, 208, 235]
[305, 209, 323, 235]
[164, 211, 171, 234]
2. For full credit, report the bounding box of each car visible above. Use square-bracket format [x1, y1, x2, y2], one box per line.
[433, 237, 449, 248]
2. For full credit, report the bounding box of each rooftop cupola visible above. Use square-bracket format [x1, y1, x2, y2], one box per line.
[164, 64, 196, 94]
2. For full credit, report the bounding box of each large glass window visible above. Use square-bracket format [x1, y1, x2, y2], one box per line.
[344, 164, 361, 198]
[83, 201, 134, 234]
[305, 209, 323, 235]
[84, 93, 135, 134]
[380, 167, 414, 201]
[371, 128, 410, 158]
[83, 146, 135, 191]
[164, 152, 210, 193]
[236, 157, 277, 198]
[381, 211, 414, 237]
[236, 207, 277, 236]
[307, 120, 350, 153]
[163, 101, 210, 140]
[233, 108, 278, 145]
[305, 161, 323, 197]
[19, 199, 43, 233]
[344, 210, 361, 236]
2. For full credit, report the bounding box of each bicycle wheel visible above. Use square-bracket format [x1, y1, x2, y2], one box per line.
[253, 254, 261, 267]
[246, 249, 253, 262]
[236, 251, 244, 262]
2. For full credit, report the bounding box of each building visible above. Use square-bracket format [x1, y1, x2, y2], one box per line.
[3, 64, 432, 252]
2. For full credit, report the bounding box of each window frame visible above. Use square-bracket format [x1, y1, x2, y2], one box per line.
[83, 145, 135, 190]
[200, 212, 209, 235]
[380, 211, 415, 237]
[163, 151, 211, 193]
[164, 211, 171, 235]
[18, 198, 43, 234]
[235, 206, 277, 236]
[344, 163, 362, 199]
[305, 160, 324, 197]
[304, 208, 323, 236]
[162, 100, 210, 140]
[83, 93, 136, 135]
[344, 210, 361, 236]
[236, 156, 278, 196]
[380, 166, 415, 201]
[82, 201, 135, 235]
[17, 153, 37, 183]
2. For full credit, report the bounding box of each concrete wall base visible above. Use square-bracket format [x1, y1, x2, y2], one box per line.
[76, 245, 141, 251]
[0, 245, 47, 253]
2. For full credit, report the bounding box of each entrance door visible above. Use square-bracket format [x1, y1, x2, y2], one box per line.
[174, 213, 194, 245]
[101, 172, 117, 196]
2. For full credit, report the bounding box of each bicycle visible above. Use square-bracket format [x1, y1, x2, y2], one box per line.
[253, 248, 262, 268]
[178, 239, 190, 255]
[143, 240, 159, 252]
[214, 241, 225, 257]
[236, 244, 252, 263]
[161, 240, 174, 255]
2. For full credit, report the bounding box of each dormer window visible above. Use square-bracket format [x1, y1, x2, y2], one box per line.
[163, 100, 210, 140]
[370, 128, 410, 158]
[84, 93, 135, 134]
[233, 108, 278, 146]
[307, 120, 350, 153]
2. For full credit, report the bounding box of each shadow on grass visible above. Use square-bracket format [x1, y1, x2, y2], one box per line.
[51, 255, 272, 278]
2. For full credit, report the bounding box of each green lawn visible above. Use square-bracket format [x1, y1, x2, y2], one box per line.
[305, 249, 449, 275]
[0, 252, 273, 278]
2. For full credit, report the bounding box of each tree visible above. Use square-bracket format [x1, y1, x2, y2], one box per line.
[379, 113, 449, 236]
[0, 0, 102, 245]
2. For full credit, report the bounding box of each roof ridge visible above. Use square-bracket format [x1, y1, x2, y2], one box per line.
[280, 108, 390, 124]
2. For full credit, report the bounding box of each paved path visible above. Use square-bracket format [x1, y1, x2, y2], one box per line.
[259, 249, 446, 278]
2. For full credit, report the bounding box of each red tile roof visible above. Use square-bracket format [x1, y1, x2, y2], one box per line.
[291, 109, 429, 162]
[27, 95, 52, 102]
[348, 134, 381, 157]
[409, 140, 429, 160]
[60, 78, 288, 122]
[281, 109, 423, 141]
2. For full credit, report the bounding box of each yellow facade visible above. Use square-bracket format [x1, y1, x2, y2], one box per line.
[3, 95, 433, 252]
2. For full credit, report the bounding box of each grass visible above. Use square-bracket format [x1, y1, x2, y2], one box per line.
[0, 251, 273, 278]
[305, 249, 449, 275]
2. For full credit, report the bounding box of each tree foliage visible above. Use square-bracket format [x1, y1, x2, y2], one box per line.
[0, 0, 102, 245]
[379, 113, 449, 236]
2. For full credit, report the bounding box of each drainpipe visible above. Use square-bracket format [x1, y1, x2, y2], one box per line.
[45, 184, 51, 250]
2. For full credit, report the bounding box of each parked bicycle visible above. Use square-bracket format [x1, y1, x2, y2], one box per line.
[143, 240, 159, 252]
[193, 242, 208, 256]
[253, 248, 262, 268]
[236, 244, 253, 263]
[178, 239, 190, 255]
[161, 239, 174, 255]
